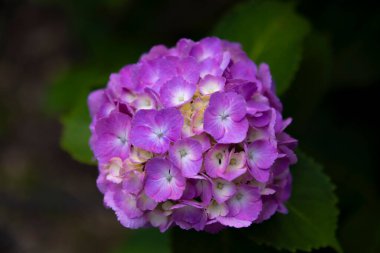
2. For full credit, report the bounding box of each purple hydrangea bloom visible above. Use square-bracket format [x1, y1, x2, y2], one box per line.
[204, 92, 249, 143]
[169, 138, 203, 178]
[130, 108, 183, 153]
[212, 178, 237, 204]
[205, 144, 230, 178]
[92, 112, 132, 163]
[160, 77, 196, 108]
[88, 37, 297, 232]
[221, 151, 247, 181]
[217, 185, 262, 228]
[246, 140, 278, 183]
[172, 204, 207, 231]
[199, 75, 225, 95]
[144, 158, 186, 202]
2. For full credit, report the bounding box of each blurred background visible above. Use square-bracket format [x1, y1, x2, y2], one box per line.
[0, 0, 379, 252]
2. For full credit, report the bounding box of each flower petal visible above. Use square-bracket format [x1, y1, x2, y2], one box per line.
[217, 185, 262, 228]
[145, 158, 186, 202]
[172, 205, 207, 231]
[160, 77, 196, 107]
[93, 112, 131, 162]
[130, 108, 183, 153]
[246, 140, 278, 169]
[205, 145, 229, 178]
[199, 75, 225, 95]
[169, 138, 203, 177]
[212, 178, 237, 204]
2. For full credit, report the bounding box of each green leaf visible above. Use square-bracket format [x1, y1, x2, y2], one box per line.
[247, 152, 341, 252]
[60, 88, 95, 165]
[113, 229, 171, 253]
[45, 66, 108, 116]
[214, 0, 310, 95]
[44, 40, 144, 116]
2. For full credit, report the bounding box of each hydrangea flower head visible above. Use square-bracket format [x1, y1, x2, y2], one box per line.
[89, 37, 297, 232]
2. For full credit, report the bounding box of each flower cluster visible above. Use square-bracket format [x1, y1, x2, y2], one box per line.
[88, 37, 297, 232]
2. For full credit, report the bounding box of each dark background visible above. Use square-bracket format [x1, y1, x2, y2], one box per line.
[0, 0, 379, 252]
